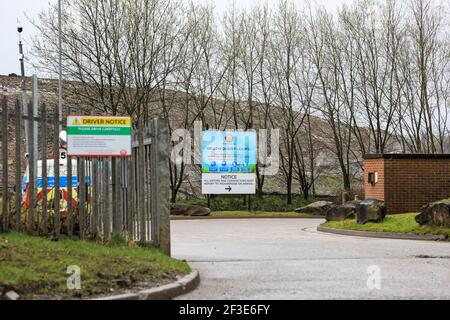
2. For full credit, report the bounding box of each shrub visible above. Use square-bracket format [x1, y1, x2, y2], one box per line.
[178, 194, 337, 212]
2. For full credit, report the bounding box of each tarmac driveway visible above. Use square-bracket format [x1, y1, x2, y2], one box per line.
[171, 218, 450, 299]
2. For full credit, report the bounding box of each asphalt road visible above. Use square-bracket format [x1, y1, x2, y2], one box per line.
[171, 219, 450, 300]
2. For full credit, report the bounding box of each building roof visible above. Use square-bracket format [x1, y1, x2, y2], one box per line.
[363, 153, 450, 160]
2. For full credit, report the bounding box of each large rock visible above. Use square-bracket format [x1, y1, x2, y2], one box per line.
[415, 199, 450, 228]
[171, 204, 211, 217]
[295, 201, 333, 216]
[356, 199, 386, 225]
[5, 291, 20, 300]
[326, 201, 360, 221]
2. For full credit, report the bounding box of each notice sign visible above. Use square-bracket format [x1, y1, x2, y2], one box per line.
[67, 116, 132, 157]
[202, 131, 256, 194]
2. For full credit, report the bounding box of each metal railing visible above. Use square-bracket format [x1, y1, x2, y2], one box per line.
[0, 95, 171, 255]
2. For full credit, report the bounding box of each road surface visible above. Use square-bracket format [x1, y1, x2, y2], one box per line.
[171, 218, 450, 299]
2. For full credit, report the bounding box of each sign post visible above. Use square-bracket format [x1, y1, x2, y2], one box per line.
[67, 115, 132, 238]
[201, 131, 257, 195]
[67, 116, 132, 157]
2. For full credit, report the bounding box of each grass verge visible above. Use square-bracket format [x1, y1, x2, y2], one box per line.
[321, 213, 450, 239]
[210, 211, 318, 218]
[179, 195, 336, 212]
[0, 232, 190, 299]
[170, 211, 321, 219]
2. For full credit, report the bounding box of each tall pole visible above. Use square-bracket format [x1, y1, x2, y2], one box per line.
[58, 0, 63, 132]
[18, 20, 29, 152]
[31, 75, 39, 180]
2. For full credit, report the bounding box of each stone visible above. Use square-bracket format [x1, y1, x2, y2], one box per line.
[415, 199, 450, 228]
[356, 199, 386, 224]
[171, 204, 211, 217]
[326, 201, 360, 221]
[5, 291, 20, 300]
[295, 201, 333, 216]
[0, 285, 6, 298]
[114, 278, 132, 287]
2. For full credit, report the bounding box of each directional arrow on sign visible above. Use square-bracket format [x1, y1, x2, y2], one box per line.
[225, 186, 232, 192]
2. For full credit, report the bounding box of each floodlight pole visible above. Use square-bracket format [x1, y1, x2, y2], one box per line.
[18, 21, 29, 151]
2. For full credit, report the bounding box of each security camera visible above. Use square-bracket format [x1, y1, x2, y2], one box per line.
[25, 153, 29, 158]
[59, 130, 67, 143]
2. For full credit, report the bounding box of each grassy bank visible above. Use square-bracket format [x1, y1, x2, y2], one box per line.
[211, 211, 316, 218]
[179, 194, 336, 212]
[0, 232, 190, 299]
[321, 213, 450, 239]
[170, 210, 321, 219]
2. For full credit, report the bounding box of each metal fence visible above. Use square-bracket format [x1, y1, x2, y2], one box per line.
[0, 95, 171, 255]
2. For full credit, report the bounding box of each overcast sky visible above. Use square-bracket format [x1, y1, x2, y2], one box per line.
[0, 0, 351, 76]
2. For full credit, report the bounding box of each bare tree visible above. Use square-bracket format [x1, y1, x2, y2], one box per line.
[30, 0, 450, 203]
[32, 0, 183, 119]
[306, 7, 354, 192]
[271, 0, 310, 204]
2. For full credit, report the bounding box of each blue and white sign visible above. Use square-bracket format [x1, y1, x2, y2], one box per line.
[202, 131, 256, 194]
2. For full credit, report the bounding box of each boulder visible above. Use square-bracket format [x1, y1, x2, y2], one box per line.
[356, 199, 386, 224]
[415, 199, 450, 228]
[5, 291, 20, 300]
[295, 201, 333, 216]
[326, 201, 360, 221]
[170, 204, 211, 217]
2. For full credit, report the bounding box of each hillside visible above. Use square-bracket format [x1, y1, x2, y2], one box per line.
[1, 74, 378, 197]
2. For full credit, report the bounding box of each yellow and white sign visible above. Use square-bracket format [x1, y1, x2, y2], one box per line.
[67, 116, 132, 156]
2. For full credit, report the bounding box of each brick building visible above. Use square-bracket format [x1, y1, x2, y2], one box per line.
[363, 154, 450, 214]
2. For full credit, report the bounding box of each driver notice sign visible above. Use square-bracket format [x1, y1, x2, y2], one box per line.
[202, 131, 256, 194]
[67, 116, 132, 157]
